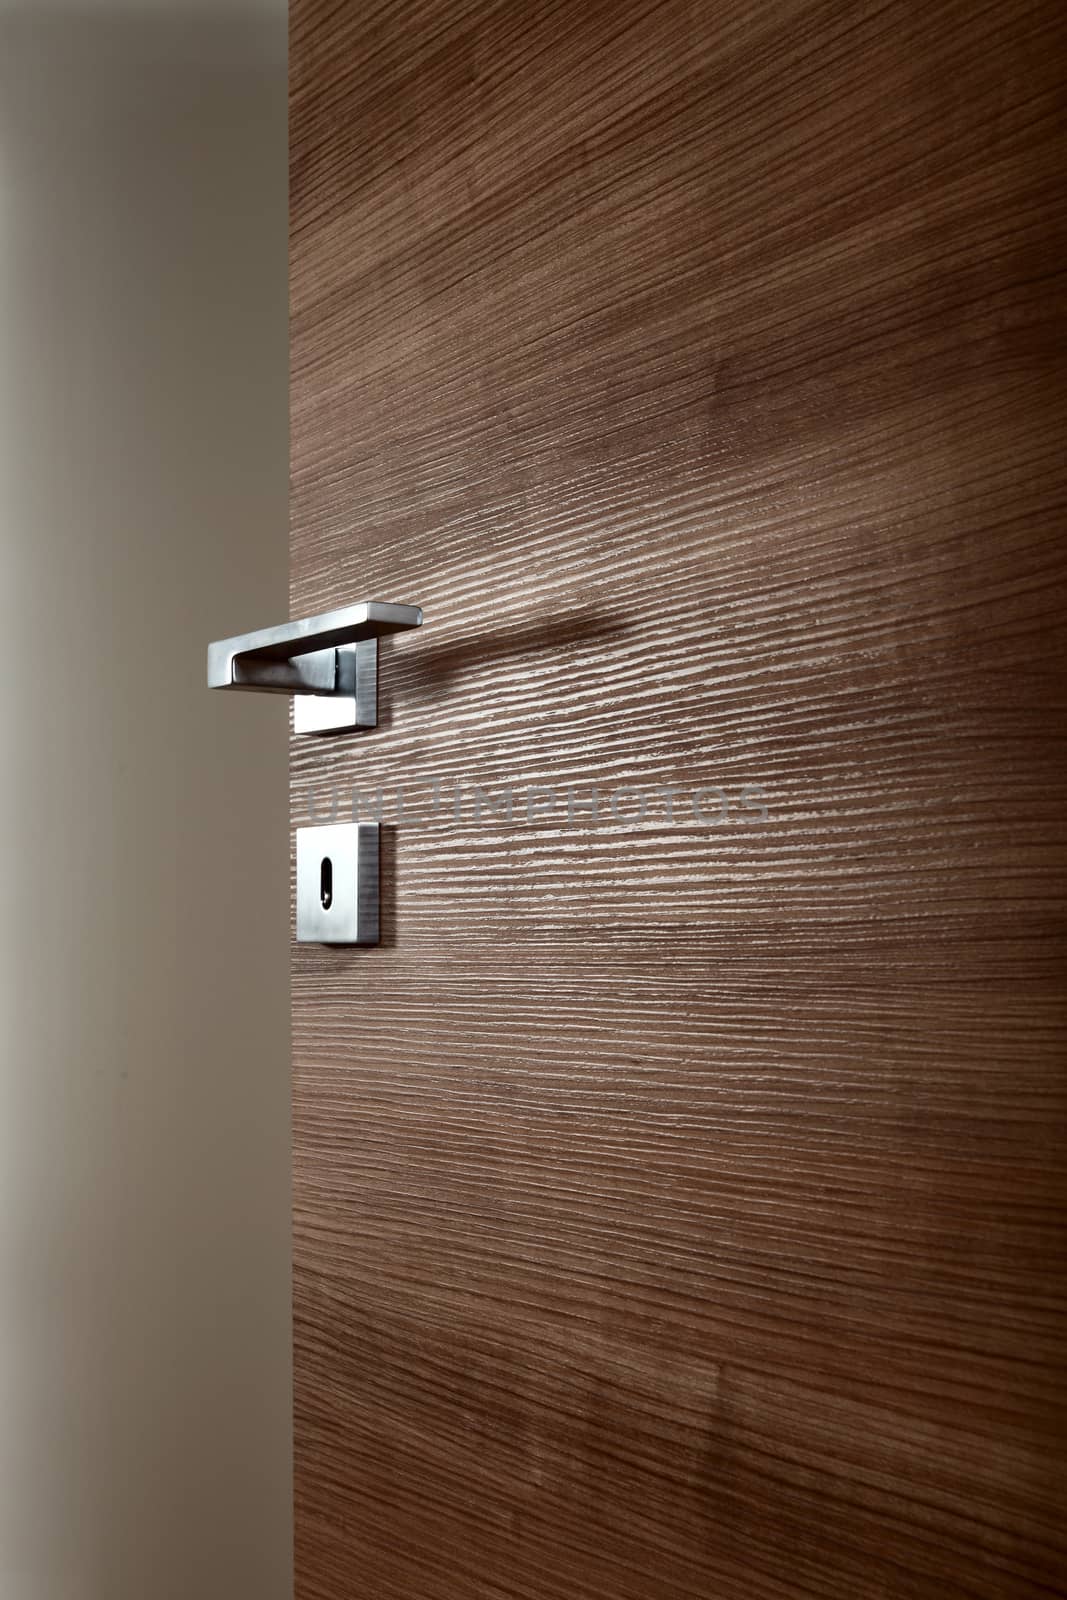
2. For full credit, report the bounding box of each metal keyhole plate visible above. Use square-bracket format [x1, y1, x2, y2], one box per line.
[296, 823, 378, 945]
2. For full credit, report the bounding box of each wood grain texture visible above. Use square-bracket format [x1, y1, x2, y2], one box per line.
[289, 1, 1067, 1595]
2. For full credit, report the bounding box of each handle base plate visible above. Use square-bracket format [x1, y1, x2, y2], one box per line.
[293, 641, 378, 734]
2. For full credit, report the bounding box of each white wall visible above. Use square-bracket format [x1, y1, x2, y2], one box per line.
[0, 8, 292, 1597]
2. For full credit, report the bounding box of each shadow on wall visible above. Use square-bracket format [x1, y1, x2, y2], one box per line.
[0, 7, 292, 1600]
[374, 606, 633, 729]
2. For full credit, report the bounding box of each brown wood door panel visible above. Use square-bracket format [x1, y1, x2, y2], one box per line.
[289, 1, 1067, 1595]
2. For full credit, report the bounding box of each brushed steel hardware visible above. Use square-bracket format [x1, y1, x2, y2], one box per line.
[207, 601, 422, 734]
[296, 823, 379, 945]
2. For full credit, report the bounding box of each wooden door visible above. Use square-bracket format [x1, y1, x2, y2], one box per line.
[289, 2, 1066, 1595]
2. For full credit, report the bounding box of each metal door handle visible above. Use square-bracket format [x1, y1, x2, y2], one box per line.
[207, 600, 422, 734]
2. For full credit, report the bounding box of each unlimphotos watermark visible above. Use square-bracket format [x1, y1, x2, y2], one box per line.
[303, 778, 768, 828]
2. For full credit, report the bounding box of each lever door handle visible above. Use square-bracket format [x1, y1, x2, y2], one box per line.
[207, 600, 422, 734]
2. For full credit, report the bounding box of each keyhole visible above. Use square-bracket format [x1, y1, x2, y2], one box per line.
[320, 856, 333, 911]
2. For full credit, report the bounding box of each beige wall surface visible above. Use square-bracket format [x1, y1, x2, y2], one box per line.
[0, 7, 292, 1598]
